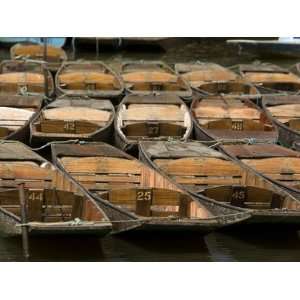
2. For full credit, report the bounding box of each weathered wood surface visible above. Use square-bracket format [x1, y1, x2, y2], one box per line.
[51, 142, 250, 234]
[139, 140, 300, 220]
[11, 43, 67, 63]
[0, 60, 54, 96]
[191, 96, 277, 142]
[174, 62, 238, 89]
[115, 94, 192, 153]
[56, 61, 124, 98]
[223, 144, 300, 195]
[30, 98, 114, 144]
[0, 141, 111, 237]
[121, 61, 192, 100]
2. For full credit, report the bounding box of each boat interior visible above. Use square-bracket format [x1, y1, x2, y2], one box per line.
[11, 43, 67, 63]
[265, 102, 300, 131]
[0, 143, 105, 223]
[32, 99, 113, 137]
[117, 95, 191, 141]
[239, 64, 300, 92]
[57, 62, 123, 92]
[196, 81, 258, 96]
[223, 144, 300, 191]
[121, 62, 189, 92]
[0, 60, 53, 95]
[54, 143, 212, 219]
[146, 142, 299, 211]
[0, 95, 42, 138]
[175, 63, 238, 88]
[191, 96, 276, 139]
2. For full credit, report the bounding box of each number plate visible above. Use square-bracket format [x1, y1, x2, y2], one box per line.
[232, 120, 243, 131]
[136, 189, 152, 202]
[28, 190, 44, 202]
[64, 121, 76, 133]
[147, 122, 160, 137]
[231, 186, 247, 207]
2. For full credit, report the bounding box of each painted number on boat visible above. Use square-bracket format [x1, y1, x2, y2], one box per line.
[232, 189, 246, 201]
[28, 190, 43, 202]
[136, 189, 152, 202]
[232, 120, 243, 131]
[64, 121, 76, 133]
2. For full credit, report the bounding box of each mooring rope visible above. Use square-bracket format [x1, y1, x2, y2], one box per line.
[30, 139, 80, 151]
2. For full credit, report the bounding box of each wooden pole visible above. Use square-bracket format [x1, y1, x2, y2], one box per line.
[19, 183, 30, 260]
[43, 38, 49, 98]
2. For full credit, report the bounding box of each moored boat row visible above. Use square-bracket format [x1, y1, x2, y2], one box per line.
[2, 51, 300, 241]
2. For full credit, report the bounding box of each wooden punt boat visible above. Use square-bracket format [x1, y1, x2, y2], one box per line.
[115, 94, 193, 154]
[121, 61, 192, 101]
[55, 61, 124, 100]
[10, 43, 68, 72]
[191, 95, 278, 143]
[0, 94, 43, 142]
[262, 95, 300, 147]
[0, 141, 111, 237]
[51, 142, 250, 235]
[174, 62, 241, 94]
[233, 63, 300, 94]
[0, 59, 54, 97]
[30, 97, 115, 146]
[222, 143, 300, 199]
[139, 140, 300, 227]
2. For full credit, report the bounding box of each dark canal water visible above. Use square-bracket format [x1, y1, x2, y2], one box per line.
[1, 37, 300, 261]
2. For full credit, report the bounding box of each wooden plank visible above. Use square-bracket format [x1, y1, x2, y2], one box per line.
[0, 163, 52, 180]
[71, 195, 83, 219]
[43, 106, 111, 122]
[179, 194, 191, 218]
[268, 104, 300, 118]
[174, 176, 242, 185]
[40, 119, 101, 134]
[108, 189, 137, 205]
[122, 106, 184, 122]
[81, 182, 139, 191]
[123, 71, 178, 83]
[242, 158, 300, 174]
[152, 189, 180, 206]
[124, 122, 185, 137]
[72, 174, 140, 183]
[61, 157, 142, 175]
[194, 105, 260, 119]
[155, 157, 242, 177]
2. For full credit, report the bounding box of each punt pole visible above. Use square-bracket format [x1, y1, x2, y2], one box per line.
[19, 183, 30, 260]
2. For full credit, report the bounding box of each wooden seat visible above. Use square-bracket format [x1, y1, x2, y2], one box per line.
[58, 72, 118, 90]
[60, 156, 142, 193]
